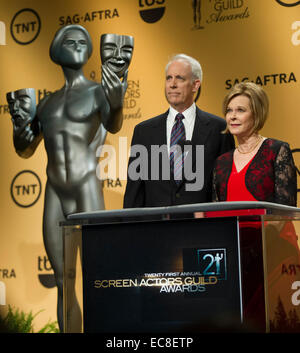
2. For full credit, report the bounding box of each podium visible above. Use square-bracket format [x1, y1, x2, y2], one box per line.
[61, 201, 300, 333]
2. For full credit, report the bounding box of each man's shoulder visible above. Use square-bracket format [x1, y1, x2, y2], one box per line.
[196, 107, 227, 127]
[134, 111, 168, 130]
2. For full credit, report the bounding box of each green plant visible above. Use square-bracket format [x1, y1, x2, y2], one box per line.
[0, 305, 59, 333]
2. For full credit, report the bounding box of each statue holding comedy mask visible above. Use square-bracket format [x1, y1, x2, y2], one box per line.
[6, 25, 134, 331]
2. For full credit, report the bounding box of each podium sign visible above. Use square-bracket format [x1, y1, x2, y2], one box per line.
[63, 201, 300, 333]
[81, 217, 242, 332]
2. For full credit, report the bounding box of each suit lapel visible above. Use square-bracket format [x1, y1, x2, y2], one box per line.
[191, 107, 211, 145]
[150, 110, 168, 146]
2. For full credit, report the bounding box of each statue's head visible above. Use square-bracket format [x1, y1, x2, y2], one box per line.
[100, 34, 134, 78]
[50, 25, 93, 68]
[6, 88, 36, 127]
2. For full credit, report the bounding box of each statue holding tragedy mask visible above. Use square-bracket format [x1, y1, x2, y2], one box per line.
[6, 25, 134, 331]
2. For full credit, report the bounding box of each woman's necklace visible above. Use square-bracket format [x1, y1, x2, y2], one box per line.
[237, 135, 263, 154]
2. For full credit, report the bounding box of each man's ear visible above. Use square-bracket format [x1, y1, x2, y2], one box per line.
[192, 79, 201, 93]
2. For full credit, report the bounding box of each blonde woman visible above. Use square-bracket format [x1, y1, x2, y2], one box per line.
[212, 82, 297, 206]
[211, 82, 298, 328]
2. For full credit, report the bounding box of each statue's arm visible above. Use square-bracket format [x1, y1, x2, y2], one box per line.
[100, 65, 128, 134]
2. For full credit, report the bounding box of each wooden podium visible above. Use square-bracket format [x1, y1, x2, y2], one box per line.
[61, 201, 300, 333]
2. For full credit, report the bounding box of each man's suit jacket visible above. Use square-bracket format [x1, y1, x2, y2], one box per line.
[123, 106, 235, 208]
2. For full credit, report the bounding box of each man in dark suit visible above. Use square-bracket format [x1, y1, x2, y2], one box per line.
[123, 54, 234, 208]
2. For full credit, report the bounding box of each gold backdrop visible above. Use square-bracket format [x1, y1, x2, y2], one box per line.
[0, 0, 299, 331]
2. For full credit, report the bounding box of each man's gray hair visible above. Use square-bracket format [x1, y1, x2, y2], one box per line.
[165, 53, 203, 82]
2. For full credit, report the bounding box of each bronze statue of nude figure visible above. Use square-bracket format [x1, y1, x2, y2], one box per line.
[6, 25, 134, 331]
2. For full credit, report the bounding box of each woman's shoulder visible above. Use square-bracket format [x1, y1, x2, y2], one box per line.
[259, 138, 293, 161]
[263, 137, 290, 149]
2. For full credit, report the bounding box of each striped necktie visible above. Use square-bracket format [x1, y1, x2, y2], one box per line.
[170, 113, 186, 184]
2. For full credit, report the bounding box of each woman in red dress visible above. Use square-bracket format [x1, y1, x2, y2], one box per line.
[212, 82, 298, 330]
[212, 82, 296, 206]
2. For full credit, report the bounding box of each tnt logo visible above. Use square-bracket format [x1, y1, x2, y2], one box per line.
[197, 248, 227, 280]
[10, 170, 42, 208]
[0, 282, 5, 305]
[10, 8, 41, 45]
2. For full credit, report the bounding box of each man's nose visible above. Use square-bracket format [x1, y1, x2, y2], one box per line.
[170, 78, 177, 87]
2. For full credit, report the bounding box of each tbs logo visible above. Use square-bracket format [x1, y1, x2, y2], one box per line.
[38, 256, 56, 289]
[139, 0, 166, 23]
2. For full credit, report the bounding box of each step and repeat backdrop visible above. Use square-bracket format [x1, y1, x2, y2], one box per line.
[0, 0, 300, 331]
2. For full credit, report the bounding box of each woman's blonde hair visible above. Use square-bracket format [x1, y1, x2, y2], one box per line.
[223, 82, 269, 134]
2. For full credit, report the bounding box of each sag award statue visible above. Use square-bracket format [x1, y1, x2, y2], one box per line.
[6, 25, 134, 332]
